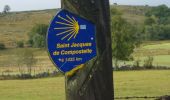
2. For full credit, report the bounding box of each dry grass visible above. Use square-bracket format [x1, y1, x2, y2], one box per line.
[0, 48, 56, 74]
[0, 9, 57, 48]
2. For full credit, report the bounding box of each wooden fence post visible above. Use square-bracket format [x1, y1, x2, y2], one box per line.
[62, 0, 114, 100]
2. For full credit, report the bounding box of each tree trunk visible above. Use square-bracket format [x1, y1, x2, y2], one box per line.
[62, 0, 114, 100]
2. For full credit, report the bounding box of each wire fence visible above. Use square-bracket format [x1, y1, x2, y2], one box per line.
[114, 95, 170, 100]
[115, 96, 159, 99]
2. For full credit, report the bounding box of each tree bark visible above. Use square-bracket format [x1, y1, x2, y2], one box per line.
[62, 0, 113, 100]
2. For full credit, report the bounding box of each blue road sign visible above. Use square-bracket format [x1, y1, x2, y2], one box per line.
[47, 9, 97, 73]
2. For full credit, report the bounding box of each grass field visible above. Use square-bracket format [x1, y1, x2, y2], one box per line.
[0, 5, 147, 48]
[133, 41, 170, 67]
[111, 5, 147, 25]
[114, 70, 170, 98]
[0, 6, 170, 100]
[0, 70, 170, 100]
[116, 41, 170, 67]
[0, 48, 55, 74]
[0, 77, 65, 100]
[0, 10, 56, 48]
[0, 40, 170, 74]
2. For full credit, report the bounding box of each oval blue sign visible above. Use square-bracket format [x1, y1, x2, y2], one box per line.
[47, 9, 97, 73]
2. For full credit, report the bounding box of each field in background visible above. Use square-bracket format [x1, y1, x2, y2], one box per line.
[0, 48, 56, 75]
[134, 41, 170, 67]
[0, 70, 169, 100]
[0, 41, 170, 75]
[0, 5, 147, 48]
[0, 9, 56, 48]
[117, 40, 170, 67]
[111, 5, 148, 24]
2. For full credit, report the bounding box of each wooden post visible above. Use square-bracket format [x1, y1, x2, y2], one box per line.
[62, 0, 113, 100]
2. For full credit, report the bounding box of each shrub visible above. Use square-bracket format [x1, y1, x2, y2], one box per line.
[133, 59, 141, 69]
[0, 43, 5, 50]
[32, 34, 45, 48]
[28, 24, 48, 48]
[143, 56, 154, 69]
[16, 41, 24, 48]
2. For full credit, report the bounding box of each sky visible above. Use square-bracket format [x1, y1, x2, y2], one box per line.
[0, 0, 169, 12]
[112, 0, 170, 7]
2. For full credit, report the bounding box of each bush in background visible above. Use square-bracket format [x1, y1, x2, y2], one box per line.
[28, 24, 48, 48]
[16, 41, 24, 48]
[0, 43, 6, 50]
[143, 56, 154, 69]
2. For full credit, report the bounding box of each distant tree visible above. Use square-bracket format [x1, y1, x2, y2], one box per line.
[144, 24, 170, 40]
[145, 5, 170, 24]
[144, 17, 156, 25]
[145, 25, 155, 40]
[153, 5, 170, 18]
[111, 15, 139, 68]
[28, 24, 48, 48]
[3, 5, 11, 14]
[32, 34, 45, 48]
[144, 5, 170, 40]
[145, 5, 149, 7]
[114, 3, 118, 5]
[31, 24, 48, 37]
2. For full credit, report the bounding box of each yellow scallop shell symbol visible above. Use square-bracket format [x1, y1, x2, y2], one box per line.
[54, 15, 80, 41]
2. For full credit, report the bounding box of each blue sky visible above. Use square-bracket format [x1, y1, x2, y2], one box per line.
[0, 0, 169, 12]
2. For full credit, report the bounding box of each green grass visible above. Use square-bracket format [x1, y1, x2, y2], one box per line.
[114, 70, 170, 98]
[0, 77, 65, 100]
[141, 42, 170, 50]
[120, 55, 170, 67]
[0, 70, 170, 100]
[134, 55, 170, 67]
[128, 41, 170, 67]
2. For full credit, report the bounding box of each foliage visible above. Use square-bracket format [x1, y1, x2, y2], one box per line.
[144, 5, 170, 40]
[111, 15, 139, 61]
[31, 24, 48, 37]
[143, 56, 154, 69]
[3, 5, 11, 14]
[145, 24, 170, 40]
[32, 34, 45, 48]
[28, 24, 48, 48]
[111, 7, 142, 69]
[133, 59, 141, 68]
[144, 17, 156, 25]
[16, 41, 24, 48]
[0, 43, 5, 50]
[145, 5, 170, 18]
[110, 7, 122, 16]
